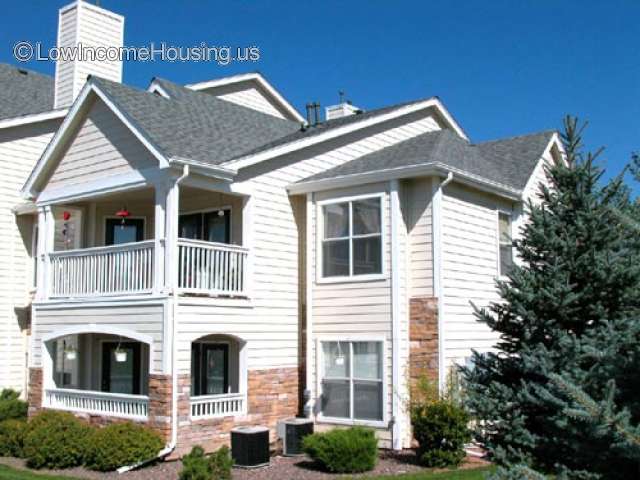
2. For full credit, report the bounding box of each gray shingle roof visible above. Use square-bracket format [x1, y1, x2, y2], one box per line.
[297, 129, 556, 191]
[235, 97, 436, 159]
[0, 63, 56, 121]
[93, 77, 301, 165]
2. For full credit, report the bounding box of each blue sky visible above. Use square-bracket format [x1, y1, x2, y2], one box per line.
[2, 1, 639, 187]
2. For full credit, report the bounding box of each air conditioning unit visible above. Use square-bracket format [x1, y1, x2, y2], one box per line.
[230, 426, 270, 467]
[278, 417, 314, 456]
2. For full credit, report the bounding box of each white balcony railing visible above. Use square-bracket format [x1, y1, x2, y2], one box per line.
[190, 392, 247, 420]
[49, 240, 155, 298]
[178, 239, 249, 296]
[44, 388, 149, 420]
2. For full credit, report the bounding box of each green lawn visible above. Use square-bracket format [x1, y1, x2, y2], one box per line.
[0, 463, 494, 480]
[0, 465, 75, 480]
[362, 466, 495, 480]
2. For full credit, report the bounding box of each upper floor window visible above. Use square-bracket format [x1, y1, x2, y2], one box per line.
[321, 196, 383, 278]
[498, 212, 513, 276]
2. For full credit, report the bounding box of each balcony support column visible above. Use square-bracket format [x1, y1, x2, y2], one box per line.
[36, 206, 56, 300]
[153, 184, 167, 295]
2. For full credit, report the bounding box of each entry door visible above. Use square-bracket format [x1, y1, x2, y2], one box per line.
[101, 342, 141, 394]
[191, 343, 229, 396]
[105, 218, 144, 245]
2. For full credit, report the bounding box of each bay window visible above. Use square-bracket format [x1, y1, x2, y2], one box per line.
[321, 196, 383, 278]
[320, 340, 384, 422]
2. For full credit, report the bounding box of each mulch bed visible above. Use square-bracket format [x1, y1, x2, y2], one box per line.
[0, 452, 489, 479]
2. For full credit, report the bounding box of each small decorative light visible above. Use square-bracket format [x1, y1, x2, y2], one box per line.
[64, 346, 77, 361]
[115, 207, 131, 229]
[217, 210, 225, 217]
[114, 350, 128, 363]
[63, 211, 71, 221]
[335, 355, 345, 366]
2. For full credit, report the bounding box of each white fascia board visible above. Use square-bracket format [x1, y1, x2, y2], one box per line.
[0, 109, 67, 130]
[22, 79, 170, 200]
[223, 98, 467, 171]
[520, 132, 564, 201]
[186, 72, 304, 123]
[146, 80, 172, 99]
[169, 157, 237, 182]
[13, 202, 37, 215]
[288, 162, 522, 200]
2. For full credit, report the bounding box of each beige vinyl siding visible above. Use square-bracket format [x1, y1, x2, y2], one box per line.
[32, 302, 166, 373]
[54, 4, 79, 108]
[176, 111, 443, 401]
[0, 120, 60, 395]
[440, 184, 514, 368]
[309, 183, 393, 443]
[198, 80, 289, 120]
[55, 2, 123, 108]
[46, 98, 156, 190]
[404, 177, 434, 297]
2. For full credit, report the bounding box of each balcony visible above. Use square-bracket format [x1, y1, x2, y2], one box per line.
[48, 239, 249, 299]
[38, 183, 251, 301]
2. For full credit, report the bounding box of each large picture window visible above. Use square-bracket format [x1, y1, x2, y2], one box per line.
[321, 196, 383, 278]
[320, 341, 383, 422]
[498, 212, 513, 276]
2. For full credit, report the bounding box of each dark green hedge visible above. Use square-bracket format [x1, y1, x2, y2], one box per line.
[302, 426, 378, 473]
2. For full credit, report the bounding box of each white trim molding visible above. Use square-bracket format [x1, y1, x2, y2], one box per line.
[224, 98, 468, 171]
[41, 324, 153, 346]
[0, 109, 67, 131]
[185, 72, 304, 123]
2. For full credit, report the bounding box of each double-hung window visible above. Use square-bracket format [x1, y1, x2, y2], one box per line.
[498, 212, 513, 276]
[321, 196, 383, 278]
[320, 340, 384, 422]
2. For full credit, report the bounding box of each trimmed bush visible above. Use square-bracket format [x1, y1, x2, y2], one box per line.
[209, 445, 233, 480]
[179, 445, 233, 480]
[0, 389, 27, 422]
[22, 410, 90, 469]
[85, 422, 163, 471]
[411, 401, 471, 468]
[0, 419, 26, 457]
[302, 427, 377, 473]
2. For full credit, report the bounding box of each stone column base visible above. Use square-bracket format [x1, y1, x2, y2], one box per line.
[27, 367, 43, 417]
[409, 297, 439, 394]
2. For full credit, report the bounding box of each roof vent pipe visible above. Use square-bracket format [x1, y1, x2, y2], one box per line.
[313, 102, 321, 125]
[305, 103, 314, 125]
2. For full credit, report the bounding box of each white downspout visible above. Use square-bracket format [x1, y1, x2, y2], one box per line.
[432, 172, 453, 393]
[389, 179, 402, 450]
[118, 165, 189, 474]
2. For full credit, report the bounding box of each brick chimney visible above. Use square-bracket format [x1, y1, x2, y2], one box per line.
[54, 1, 124, 109]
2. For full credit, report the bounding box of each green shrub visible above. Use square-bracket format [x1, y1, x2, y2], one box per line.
[302, 427, 377, 473]
[22, 410, 90, 469]
[85, 422, 163, 471]
[209, 445, 233, 480]
[0, 419, 26, 457]
[0, 389, 27, 422]
[179, 445, 233, 480]
[411, 401, 471, 468]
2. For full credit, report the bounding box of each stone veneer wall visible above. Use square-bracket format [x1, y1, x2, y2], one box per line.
[173, 366, 299, 458]
[409, 297, 439, 393]
[28, 365, 299, 459]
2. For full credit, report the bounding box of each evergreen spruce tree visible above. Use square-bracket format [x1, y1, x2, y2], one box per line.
[463, 117, 640, 479]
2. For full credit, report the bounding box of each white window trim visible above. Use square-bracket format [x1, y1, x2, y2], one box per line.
[315, 335, 388, 428]
[496, 209, 513, 279]
[316, 192, 387, 284]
